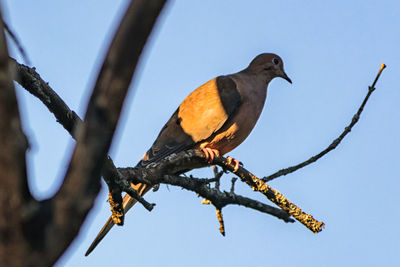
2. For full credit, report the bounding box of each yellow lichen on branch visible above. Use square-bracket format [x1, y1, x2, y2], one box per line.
[107, 192, 124, 225]
[219, 156, 325, 233]
[216, 209, 225, 236]
[250, 173, 324, 233]
[201, 198, 211, 205]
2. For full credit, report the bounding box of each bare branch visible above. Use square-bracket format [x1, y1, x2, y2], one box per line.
[230, 178, 237, 193]
[213, 165, 223, 190]
[118, 149, 320, 232]
[0, 9, 31, 267]
[210, 155, 325, 233]
[200, 166, 224, 205]
[118, 151, 297, 223]
[12, 58, 82, 136]
[157, 174, 294, 223]
[19, 1, 167, 265]
[2, 20, 31, 65]
[103, 157, 155, 216]
[263, 64, 387, 182]
[12, 60, 154, 221]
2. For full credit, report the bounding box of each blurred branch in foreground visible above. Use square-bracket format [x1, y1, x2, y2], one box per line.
[1, 1, 167, 266]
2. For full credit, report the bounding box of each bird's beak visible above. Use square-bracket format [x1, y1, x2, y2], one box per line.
[281, 71, 292, 84]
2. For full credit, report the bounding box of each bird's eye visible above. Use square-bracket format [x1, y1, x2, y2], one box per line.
[272, 58, 279, 65]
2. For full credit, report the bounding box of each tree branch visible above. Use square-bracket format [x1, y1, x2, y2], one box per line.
[216, 209, 225, 236]
[0, 10, 32, 267]
[117, 149, 304, 224]
[103, 157, 155, 214]
[11, 57, 82, 136]
[12, 55, 155, 220]
[215, 156, 324, 233]
[119, 168, 294, 223]
[2, 19, 31, 65]
[120, 149, 323, 233]
[13, 1, 167, 266]
[263, 63, 387, 182]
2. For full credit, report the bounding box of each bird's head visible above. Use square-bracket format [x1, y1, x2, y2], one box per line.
[246, 53, 292, 84]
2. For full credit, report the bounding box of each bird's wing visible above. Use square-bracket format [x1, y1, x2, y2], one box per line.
[138, 75, 242, 167]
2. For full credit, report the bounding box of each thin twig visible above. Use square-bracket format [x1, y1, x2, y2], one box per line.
[213, 165, 222, 190]
[11, 58, 82, 136]
[2, 20, 31, 65]
[263, 63, 387, 182]
[216, 209, 225, 236]
[103, 157, 124, 224]
[103, 157, 155, 216]
[230, 178, 237, 193]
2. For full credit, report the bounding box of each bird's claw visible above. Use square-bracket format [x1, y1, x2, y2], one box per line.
[226, 156, 241, 172]
[201, 147, 220, 164]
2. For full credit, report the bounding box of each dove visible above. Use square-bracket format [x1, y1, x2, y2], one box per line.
[85, 53, 291, 256]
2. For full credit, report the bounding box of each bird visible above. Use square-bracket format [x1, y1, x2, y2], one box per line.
[85, 53, 292, 256]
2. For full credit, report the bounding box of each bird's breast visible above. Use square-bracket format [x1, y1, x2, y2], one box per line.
[202, 89, 267, 155]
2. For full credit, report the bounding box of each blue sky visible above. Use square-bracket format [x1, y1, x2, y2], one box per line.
[3, 1, 400, 266]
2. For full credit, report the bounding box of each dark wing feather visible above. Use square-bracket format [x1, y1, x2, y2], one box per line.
[137, 75, 241, 167]
[137, 108, 194, 167]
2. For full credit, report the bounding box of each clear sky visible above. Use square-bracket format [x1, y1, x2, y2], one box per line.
[3, 1, 400, 266]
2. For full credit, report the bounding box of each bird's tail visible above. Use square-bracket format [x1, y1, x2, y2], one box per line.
[85, 183, 151, 256]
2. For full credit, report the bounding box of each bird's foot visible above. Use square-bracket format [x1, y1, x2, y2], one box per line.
[201, 147, 220, 164]
[226, 156, 241, 172]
